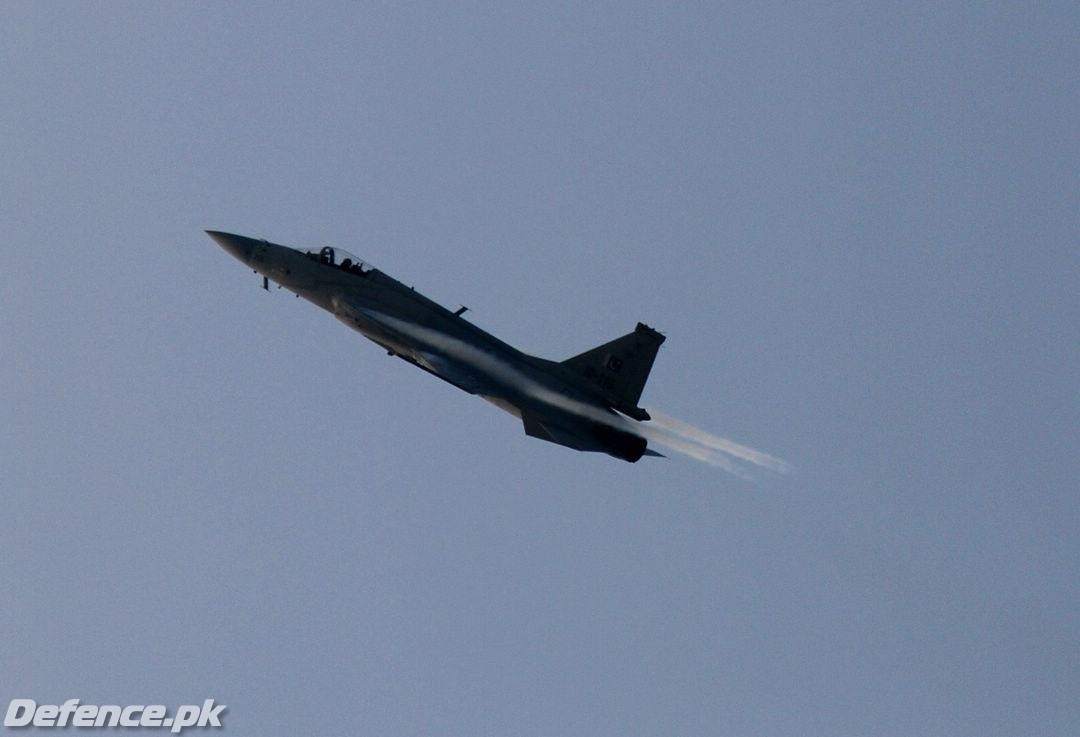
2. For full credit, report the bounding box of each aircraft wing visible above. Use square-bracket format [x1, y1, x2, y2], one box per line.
[330, 299, 489, 393]
[413, 350, 492, 395]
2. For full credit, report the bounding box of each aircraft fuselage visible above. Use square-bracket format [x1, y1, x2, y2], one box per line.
[208, 231, 663, 462]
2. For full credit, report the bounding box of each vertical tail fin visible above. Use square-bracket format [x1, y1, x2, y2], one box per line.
[561, 323, 665, 413]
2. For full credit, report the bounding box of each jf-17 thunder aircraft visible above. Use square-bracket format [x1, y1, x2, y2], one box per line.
[208, 231, 667, 462]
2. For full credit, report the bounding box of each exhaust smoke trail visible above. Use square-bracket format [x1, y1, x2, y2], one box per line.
[645, 410, 793, 475]
[620, 418, 755, 477]
[354, 307, 787, 475]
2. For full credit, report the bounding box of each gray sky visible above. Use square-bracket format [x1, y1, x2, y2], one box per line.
[2, 2, 1077, 735]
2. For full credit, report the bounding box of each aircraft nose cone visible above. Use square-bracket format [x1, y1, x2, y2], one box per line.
[206, 230, 256, 263]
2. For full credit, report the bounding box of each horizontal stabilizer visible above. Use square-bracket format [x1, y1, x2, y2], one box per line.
[521, 410, 654, 462]
[522, 412, 583, 449]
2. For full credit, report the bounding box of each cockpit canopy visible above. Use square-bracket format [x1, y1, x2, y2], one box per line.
[303, 246, 375, 276]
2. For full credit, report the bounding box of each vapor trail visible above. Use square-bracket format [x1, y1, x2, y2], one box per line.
[615, 418, 752, 475]
[353, 307, 786, 474]
[645, 410, 793, 474]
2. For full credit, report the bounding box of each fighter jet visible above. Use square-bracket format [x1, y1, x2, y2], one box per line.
[207, 231, 666, 462]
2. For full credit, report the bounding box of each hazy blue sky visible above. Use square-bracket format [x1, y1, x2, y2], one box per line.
[3, 3, 1077, 735]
